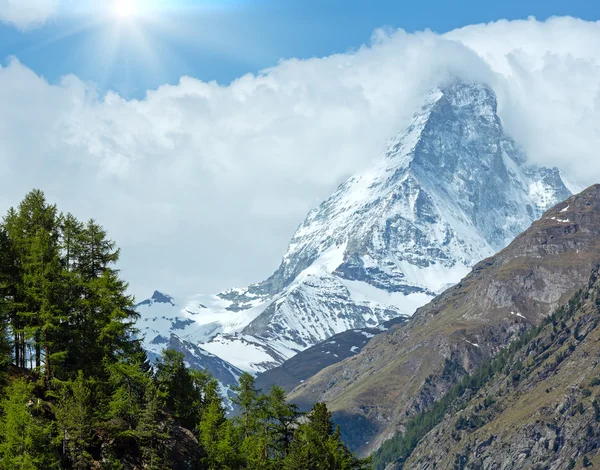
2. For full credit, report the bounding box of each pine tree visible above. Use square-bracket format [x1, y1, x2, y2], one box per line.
[154, 349, 206, 429]
[137, 382, 172, 469]
[0, 378, 58, 469]
[267, 386, 300, 461]
[241, 392, 272, 470]
[68, 219, 139, 378]
[54, 371, 94, 469]
[198, 398, 239, 469]
[283, 402, 371, 470]
[15, 190, 62, 380]
[0, 226, 15, 373]
[2, 191, 64, 378]
[106, 359, 150, 432]
[232, 372, 259, 440]
[309, 402, 334, 440]
[0, 208, 26, 369]
[0, 190, 370, 470]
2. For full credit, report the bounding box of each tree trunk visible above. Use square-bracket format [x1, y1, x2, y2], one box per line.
[35, 332, 41, 370]
[21, 336, 26, 369]
[14, 333, 19, 368]
[44, 328, 51, 385]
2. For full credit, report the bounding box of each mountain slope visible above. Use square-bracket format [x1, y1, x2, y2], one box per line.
[399, 267, 600, 469]
[136, 82, 572, 375]
[289, 185, 600, 455]
[254, 316, 408, 394]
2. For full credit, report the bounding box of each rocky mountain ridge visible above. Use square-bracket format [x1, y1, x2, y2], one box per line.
[392, 266, 600, 469]
[135, 81, 573, 393]
[289, 185, 600, 455]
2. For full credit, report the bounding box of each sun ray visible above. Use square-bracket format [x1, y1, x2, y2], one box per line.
[113, 0, 139, 20]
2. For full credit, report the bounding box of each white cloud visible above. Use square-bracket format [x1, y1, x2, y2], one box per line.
[0, 17, 599, 299]
[0, 0, 60, 30]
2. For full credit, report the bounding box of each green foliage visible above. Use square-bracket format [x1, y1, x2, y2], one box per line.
[372, 284, 592, 470]
[232, 372, 260, 439]
[283, 402, 371, 470]
[0, 190, 366, 470]
[54, 371, 94, 469]
[137, 383, 172, 469]
[154, 349, 210, 429]
[198, 398, 240, 469]
[0, 378, 58, 469]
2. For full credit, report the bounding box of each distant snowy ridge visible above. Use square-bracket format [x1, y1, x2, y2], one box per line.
[136, 81, 573, 377]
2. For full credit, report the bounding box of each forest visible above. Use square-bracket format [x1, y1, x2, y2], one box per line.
[0, 189, 370, 469]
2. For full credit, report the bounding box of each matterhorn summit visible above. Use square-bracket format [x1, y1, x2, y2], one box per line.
[136, 82, 573, 383]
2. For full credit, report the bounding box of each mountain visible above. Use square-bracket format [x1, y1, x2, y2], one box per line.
[136, 81, 572, 377]
[254, 316, 408, 394]
[289, 185, 600, 455]
[391, 267, 600, 469]
[137, 291, 244, 400]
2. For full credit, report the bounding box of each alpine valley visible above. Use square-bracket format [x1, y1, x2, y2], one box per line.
[135, 81, 577, 397]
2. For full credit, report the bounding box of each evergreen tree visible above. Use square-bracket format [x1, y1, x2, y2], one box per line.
[0, 208, 26, 369]
[137, 382, 172, 469]
[155, 349, 198, 428]
[1, 190, 64, 379]
[0, 378, 58, 469]
[267, 386, 300, 461]
[284, 402, 371, 470]
[105, 359, 150, 432]
[241, 392, 272, 470]
[198, 397, 239, 469]
[0, 225, 17, 369]
[16, 190, 62, 380]
[71, 219, 138, 378]
[232, 372, 259, 440]
[54, 371, 94, 469]
[0, 190, 369, 470]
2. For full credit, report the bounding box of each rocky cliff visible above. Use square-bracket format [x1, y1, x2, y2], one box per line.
[289, 185, 600, 455]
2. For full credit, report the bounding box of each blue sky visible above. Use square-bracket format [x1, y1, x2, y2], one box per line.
[0, 2, 599, 297]
[1, 0, 599, 97]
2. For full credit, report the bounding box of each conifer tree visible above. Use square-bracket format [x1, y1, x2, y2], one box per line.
[283, 402, 371, 470]
[0, 226, 15, 373]
[137, 382, 172, 469]
[16, 190, 62, 378]
[0, 190, 370, 470]
[54, 371, 94, 469]
[232, 372, 259, 440]
[198, 397, 239, 469]
[240, 392, 272, 470]
[268, 386, 300, 460]
[155, 349, 203, 429]
[0, 378, 57, 469]
[72, 219, 138, 378]
[106, 359, 150, 432]
[0, 216, 22, 367]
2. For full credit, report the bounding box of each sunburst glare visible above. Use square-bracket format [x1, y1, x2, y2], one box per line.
[113, 0, 139, 19]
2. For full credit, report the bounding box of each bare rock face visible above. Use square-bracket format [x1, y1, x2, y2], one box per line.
[406, 268, 600, 469]
[169, 425, 202, 470]
[289, 185, 600, 455]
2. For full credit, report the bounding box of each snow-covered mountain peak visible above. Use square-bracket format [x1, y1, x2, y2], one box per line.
[136, 81, 575, 377]
[265, 81, 571, 299]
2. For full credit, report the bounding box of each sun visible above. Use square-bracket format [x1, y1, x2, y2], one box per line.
[113, 0, 138, 19]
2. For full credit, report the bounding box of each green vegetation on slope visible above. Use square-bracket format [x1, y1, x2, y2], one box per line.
[372, 272, 592, 470]
[0, 189, 369, 469]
